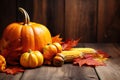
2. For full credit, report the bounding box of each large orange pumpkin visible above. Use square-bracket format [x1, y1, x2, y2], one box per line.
[0, 7, 52, 65]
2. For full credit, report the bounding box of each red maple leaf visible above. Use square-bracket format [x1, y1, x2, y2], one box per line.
[73, 50, 109, 67]
[62, 39, 80, 50]
[73, 57, 106, 66]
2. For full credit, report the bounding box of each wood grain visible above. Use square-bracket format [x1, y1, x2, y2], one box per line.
[0, 0, 120, 42]
[20, 65, 98, 80]
[98, 0, 120, 42]
[33, 0, 47, 25]
[0, 43, 120, 80]
[16, 0, 34, 22]
[84, 43, 120, 80]
[16, 0, 65, 38]
[0, 73, 14, 80]
[45, 0, 65, 37]
[65, 0, 97, 42]
[0, 0, 17, 38]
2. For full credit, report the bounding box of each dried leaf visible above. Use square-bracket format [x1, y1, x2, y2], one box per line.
[62, 39, 80, 50]
[1, 49, 21, 65]
[3, 66, 24, 75]
[7, 52, 22, 65]
[73, 50, 109, 66]
[96, 50, 110, 58]
[0, 39, 23, 65]
[52, 34, 63, 44]
[73, 57, 106, 66]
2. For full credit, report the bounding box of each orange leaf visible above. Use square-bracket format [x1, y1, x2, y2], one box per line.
[3, 66, 24, 75]
[73, 50, 109, 66]
[62, 39, 80, 50]
[52, 34, 63, 44]
[73, 57, 106, 66]
[96, 50, 110, 58]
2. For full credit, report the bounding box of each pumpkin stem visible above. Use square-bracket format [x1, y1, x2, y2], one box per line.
[19, 7, 30, 24]
[28, 49, 32, 53]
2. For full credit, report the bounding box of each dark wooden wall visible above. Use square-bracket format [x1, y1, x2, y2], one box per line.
[0, 0, 17, 37]
[98, 0, 120, 42]
[0, 0, 120, 43]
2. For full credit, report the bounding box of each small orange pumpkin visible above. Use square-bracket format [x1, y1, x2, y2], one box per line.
[0, 55, 6, 71]
[0, 7, 52, 65]
[43, 42, 62, 64]
[20, 50, 44, 68]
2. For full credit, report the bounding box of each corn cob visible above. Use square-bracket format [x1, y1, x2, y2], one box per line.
[53, 48, 97, 66]
[70, 48, 97, 54]
[53, 51, 83, 66]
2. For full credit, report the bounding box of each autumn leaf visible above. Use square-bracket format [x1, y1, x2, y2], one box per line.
[73, 57, 106, 66]
[52, 34, 63, 44]
[96, 50, 110, 58]
[3, 66, 24, 75]
[62, 39, 80, 50]
[73, 50, 109, 66]
[52, 34, 80, 50]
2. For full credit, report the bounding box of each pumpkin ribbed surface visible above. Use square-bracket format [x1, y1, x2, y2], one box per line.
[20, 50, 44, 68]
[3, 22, 52, 52]
[0, 7, 52, 65]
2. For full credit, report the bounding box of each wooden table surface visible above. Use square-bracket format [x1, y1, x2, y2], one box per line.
[0, 43, 120, 80]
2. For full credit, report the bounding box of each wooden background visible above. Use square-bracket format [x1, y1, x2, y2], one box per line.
[0, 0, 120, 43]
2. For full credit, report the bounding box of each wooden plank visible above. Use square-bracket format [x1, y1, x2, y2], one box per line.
[84, 43, 120, 80]
[98, 0, 120, 42]
[33, 0, 47, 25]
[12, 73, 23, 80]
[45, 0, 65, 37]
[0, 73, 14, 80]
[65, 0, 97, 42]
[0, 0, 17, 38]
[0, 72, 23, 80]
[16, 0, 34, 22]
[20, 64, 98, 80]
[17, 0, 65, 38]
[20, 43, 98, 80]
